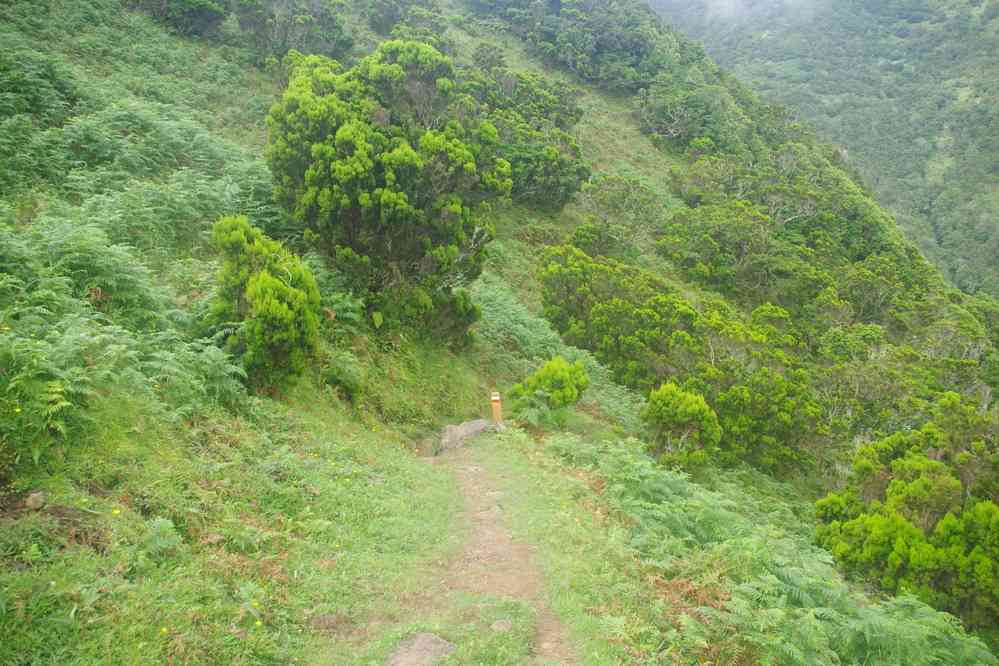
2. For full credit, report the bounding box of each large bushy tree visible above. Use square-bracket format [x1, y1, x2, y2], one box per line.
[267, 42, 512, 338]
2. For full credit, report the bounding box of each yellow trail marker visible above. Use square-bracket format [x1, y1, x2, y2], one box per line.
[490, 391, 503, 426]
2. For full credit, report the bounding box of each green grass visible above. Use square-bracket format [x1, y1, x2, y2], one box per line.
[353, 337, 492, 434]
[0, 379, 464, 665]
[3, 1, 995, 663]
[343, 595, 537, 665]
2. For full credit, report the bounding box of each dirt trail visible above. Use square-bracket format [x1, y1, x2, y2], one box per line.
[431, 445, 576, 664]
[376, 428, 577, 665]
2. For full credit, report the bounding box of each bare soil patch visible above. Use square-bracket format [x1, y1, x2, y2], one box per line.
[422, 445, 576, 664]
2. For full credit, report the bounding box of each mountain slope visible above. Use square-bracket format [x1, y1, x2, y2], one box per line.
[650, 0, 999, 298]
[1, 0, 997, 663]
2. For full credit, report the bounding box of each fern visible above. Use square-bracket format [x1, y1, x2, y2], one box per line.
[534, 432, 997, 664]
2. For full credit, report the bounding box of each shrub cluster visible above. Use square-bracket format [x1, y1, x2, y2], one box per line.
[267, 42, 513, 340]
[641, 382, 721, 466]
[132, 0, 354, 60]
[210, 215, 321, 390]
[508, 356, 589, 428]
[543, 432, 996, 664]
[0, 218, 246, 484]
[816, 392, 999, 638]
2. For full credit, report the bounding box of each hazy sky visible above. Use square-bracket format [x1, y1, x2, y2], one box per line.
[697, 0, 820, 22]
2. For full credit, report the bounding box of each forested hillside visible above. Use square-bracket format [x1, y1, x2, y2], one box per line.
[2, 0, 998, 663]
[650, 0, 999, 298]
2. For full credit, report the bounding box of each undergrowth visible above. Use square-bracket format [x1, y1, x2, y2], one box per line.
[471, 430, 997, 665]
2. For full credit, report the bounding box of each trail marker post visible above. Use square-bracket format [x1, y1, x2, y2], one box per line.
[490, 391, 503, 427]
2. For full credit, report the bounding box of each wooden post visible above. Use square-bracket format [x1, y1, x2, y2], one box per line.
[490, 391, 503, 426]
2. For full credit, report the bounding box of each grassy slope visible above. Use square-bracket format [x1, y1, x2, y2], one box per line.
[1, 1, 995, 664]
[0, 2, 473, 663]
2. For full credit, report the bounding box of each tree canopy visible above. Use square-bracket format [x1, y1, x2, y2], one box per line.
[267, 42, 512, 336]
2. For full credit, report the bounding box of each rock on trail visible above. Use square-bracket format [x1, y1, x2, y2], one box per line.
[386, 632, 456, 666]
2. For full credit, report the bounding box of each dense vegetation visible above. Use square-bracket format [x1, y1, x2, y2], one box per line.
[471, 0, 999, 640]
[650, 0, 999, 299]
[2, 0, 997, 661]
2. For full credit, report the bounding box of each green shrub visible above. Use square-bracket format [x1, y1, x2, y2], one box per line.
[320, 347, 364, 401]
[508, 356, 589, 428]
[568, 221, 635, 260]
[210, 215, 321, 391]
[642, 382, 721, 466]
[0, 332, 92, 479]
[0, 47, 81, 125]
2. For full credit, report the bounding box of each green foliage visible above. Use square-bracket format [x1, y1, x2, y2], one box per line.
[0, 217, 246, 482]
[267, 42, 513, 338]
[653, 0, 999, 299]
[508, 356, 589, 428]
[0, 329, 92, 481]
[3, 0, 998, 658]
[529, 431, 998, 664]
[658, 199, 775, 297]
[469, 271, 645, 435]
[538, 244, 821, 472]
[133, 0, 355, 59]
[568, 221, 636, 261]
[0, 46, 80, 125]
[468, 0, 699, 92]
[319, 347, 363, 400]
[637, 78, 753, 155]
[210, 215, 321, 390]
[140, 517, 184, 562]
[817, 391, 999, 638]
[456, 66, 590, 208]
[364, 0, 435, 34]
[226, 0, 354, 60]
[642, 382, 721, 465]
[131, 0, 227, 36]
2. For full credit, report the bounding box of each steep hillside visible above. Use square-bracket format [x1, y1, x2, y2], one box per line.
[2, 0, 997, 663]
[650, 0, 999, 298]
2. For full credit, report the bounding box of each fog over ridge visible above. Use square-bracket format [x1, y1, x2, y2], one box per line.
[666, 0, 821, 23]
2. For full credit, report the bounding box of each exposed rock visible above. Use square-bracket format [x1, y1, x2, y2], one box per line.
[24, 492, 46, 510]
[490, 618, 513, 633]
[386, 632, 455, 666]
[439, 419, 494, 452]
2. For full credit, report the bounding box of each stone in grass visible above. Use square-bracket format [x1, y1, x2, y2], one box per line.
[386, 633, 456, 666]
[25, 492, 46, 510]
[439, 420, 493, 453]
[490, 619, 513, 633]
